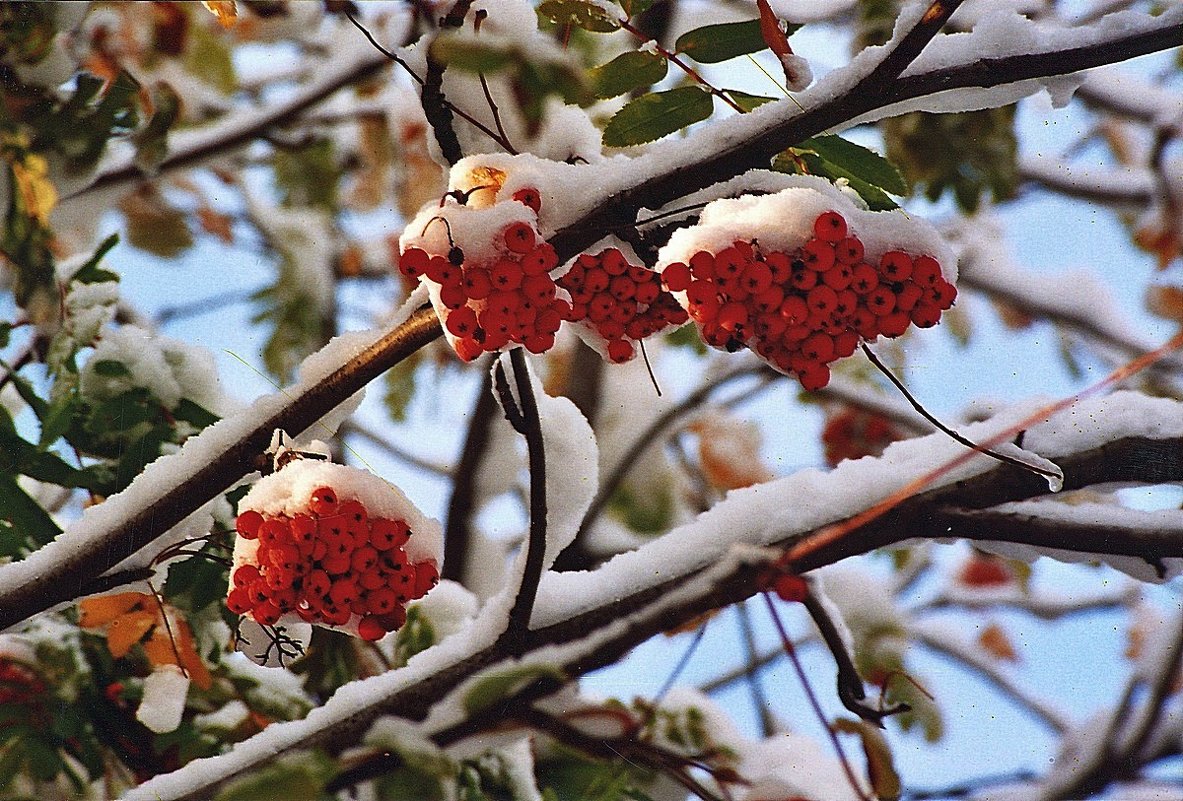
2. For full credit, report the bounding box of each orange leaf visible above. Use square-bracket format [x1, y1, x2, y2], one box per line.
[79, 592, 148, 628]
[107, 611, 157, 658]
[201, 1, 238, 28]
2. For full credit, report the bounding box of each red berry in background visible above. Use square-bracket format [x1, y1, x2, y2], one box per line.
[821, 408, 902, 467]
[958, 553, 1013, 588]
[773, 573, 809, 602]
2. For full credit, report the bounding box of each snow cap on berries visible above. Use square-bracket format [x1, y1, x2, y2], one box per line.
[658, 179, 955, 284]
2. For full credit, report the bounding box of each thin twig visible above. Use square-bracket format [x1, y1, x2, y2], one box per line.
[763, 593, 871, 801]
[861, 343, 1062, 484]
[735, 602, 776, 737]
[421, 0, 475, 165]
[802, 586, 909, 725]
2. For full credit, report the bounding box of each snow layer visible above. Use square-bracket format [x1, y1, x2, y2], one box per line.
[656, 176, 956, 279]
[136, 665, 190, 734]
[237, 459, 442, 565]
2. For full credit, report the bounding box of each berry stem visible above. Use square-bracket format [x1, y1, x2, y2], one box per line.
[495, 348, 549, 655]
[860, 343, 1062, 484]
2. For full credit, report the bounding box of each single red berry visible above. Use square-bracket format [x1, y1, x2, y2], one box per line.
[959, 554, 1012, 587]
[797, 362, 831, 391]
[490, 260, 524, 291]
[399, 247, 429, 278]
[358, 615, 388, 641]
[910, 302, 942, 328]
[463, 267, 493, 300]
[439, 282, 467, 310]
[309, 486, 339, 517]
[814, 211, 847, 242]
[802, 240, 836, 272]
[412, 560, 440, 599]
[866, 286, 896, 315]
[717, 302, 749, 332]
[662, 262, 692, 292]
[370, 518, 410, 551]
[236, 510, 264, 539]
[836, 237, 864, 265]
[606, 339, 634, 363]
[512, 187, 542, 213]
[504, 222, 536, 254]
[258, 518, 291, 547]
[446, 305, 479, 338]
[601, 249, 629, 276]
[878, 311, 911, 338]
[895, 282, 924, 312]
[689, 251, 716, 279]
[879, 251, 913, 282]
[806, 285, 838, 315]
[227, 587, 253, 614]
[850, 263, 879, 294]
[634, 280, 660, 305]
[253, 601, 282, 626]
[912, 255, 942, 287]
[375, 606, 408, 632]
[454, 336, 484, 362]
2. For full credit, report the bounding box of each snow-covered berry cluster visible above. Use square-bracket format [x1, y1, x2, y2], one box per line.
[399, 216, 567, 361]
[557, 248, 689, 363]
[658, 182, 958, 390]
[228, 459, 442, 641]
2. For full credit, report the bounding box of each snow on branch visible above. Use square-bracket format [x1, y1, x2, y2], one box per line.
[0, 304, 441, 632]
[128, 391, 1183, 800]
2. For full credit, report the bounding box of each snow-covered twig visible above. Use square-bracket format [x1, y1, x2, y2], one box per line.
[494, 349, 549, 654]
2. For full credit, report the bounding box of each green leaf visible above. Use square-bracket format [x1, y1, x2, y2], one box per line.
[273, 139, 340, 212]
[675, 19, 796, 63]
[618, 0, 655, 17]
[184, 22, 237, 94]
[798, 134, 909, 195]
[463, 664, 565, 716]
[164, 550, 230, 612]
[793, 151, 899, 211]
[214, 751, 335, 801]
[173, 398, 220, 431]
[90, 359, 130, 378]
[383, 356, 420, 423]
[71, 234, 120, 285]
[589, 51, 667, 99]
[602, 87, 713, 147]
[431, 38, 516, 73]
[0, 323, 10, 350]
[0, 476, 61, 554]
[393, 605, 436, 666]
[537, 0, 620, 32]
[724, 89, 776, 112]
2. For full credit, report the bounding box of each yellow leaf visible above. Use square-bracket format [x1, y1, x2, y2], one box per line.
[11, 154, 57, 226]
[201, 1, 238, 27]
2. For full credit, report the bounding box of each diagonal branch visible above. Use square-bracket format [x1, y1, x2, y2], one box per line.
[0, 306, 442, 632]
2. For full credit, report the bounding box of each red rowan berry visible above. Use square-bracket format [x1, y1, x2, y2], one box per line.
[512, 188, 542, 213]
[774, 573, 809, 602]
[895, 282, 924, 312]
[358, 615, 388, 641]
[253, 601, 282, 626]
[765, 252, 791, 282]
[879, 251, 913, 282]
[790, 264, 818, 290]
[607, 339, 634, 363]
[866, 286, 896, 315]
[236, 510, 264, 539]
[911, 302, 942, 328]
[662, 262, 692, 292]
[689, 251, 715, 279]
[822, 262, 853, 291]
[490, 260, 523, 291]
[850, 263, 879, 294]
[309, 486, 339, 516]
[878, 311, 911, 338]
[399, 247, 429, 278]
[454, 337, 484, 362]
[802, 333, 835, 362]
[227, 587, 253, 614]
[797, 362, 831, 391]
[836, 237, 864, 265]
[807, 285, 838, 315]
[504, 222, 536, 254]
[802, 239, 836, 272]
[609, 275, 636, 301]
[717, 302, 749, 332]
[412, 561, 440, 599]
[634, 280, 660, 305]
[371, 518, 410, 551]
[524, 333, 556, 354]
[814, 211, 847, 242]
[741, 262, 774, 294]
[912, 255, 941, 287]
[446, 305, 479, 338]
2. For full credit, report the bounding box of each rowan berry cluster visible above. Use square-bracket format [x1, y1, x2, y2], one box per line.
[399, 219, 567, 361]
[821, 408, 901, 467]
[662, 210, 957, 390]
[227, 487, 439, 642]
[557, 248, 689, 363]
[0, 657, 44, 707]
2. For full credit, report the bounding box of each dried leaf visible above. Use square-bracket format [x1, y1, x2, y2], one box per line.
[197, 205, 235, 244]
[978, 622, 1019, 662]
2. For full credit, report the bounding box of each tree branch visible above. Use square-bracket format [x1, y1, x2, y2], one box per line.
[421, 0, 475, 166]
[441, 366, 497, 582]
[0, 306, 442, 632]
[494, 349, 549, 655]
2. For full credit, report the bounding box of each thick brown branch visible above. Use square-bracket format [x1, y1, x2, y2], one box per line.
[0, 307, 443, 632]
